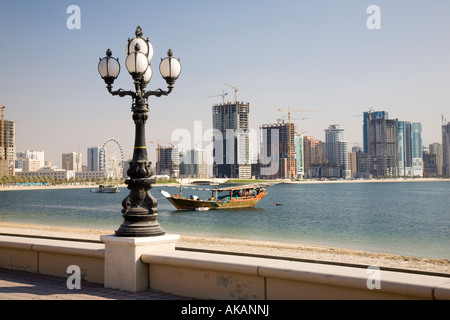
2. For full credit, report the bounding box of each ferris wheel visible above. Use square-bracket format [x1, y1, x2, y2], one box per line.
[101, 138, 124, 178]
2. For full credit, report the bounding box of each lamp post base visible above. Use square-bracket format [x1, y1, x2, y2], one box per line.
[117, 177, 166, 237]
[115, 213, 166, 237]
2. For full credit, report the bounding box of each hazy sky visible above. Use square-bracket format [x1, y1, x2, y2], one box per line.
[1, 0, 449, 167]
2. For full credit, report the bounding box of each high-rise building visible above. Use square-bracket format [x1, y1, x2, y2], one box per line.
[16, 150, 45, 172]
[423, 149, 438, 177]
[348, 149, 358, 178]
[397, 121, 410, 176]
[156, 146, 179, 178]
[363, 110, 424, 177]
[443, 122, 450, 177]
[410, 122, 423, 177]
[429, 142, 443, 176]
[294, 134, 304, 179]
[212, 102, 250, 179]
[397, 121, 423, 177]
[364, 111, 398, 177]
[363, 111, 388, 154]
[87, 147, 104, 171]
[259, 122, 296, 179]
[62, 152, 82, 172]
[303, 136, 322, 178]
[1, 120, 15, 177]
[179, 149, 208, 178]
[324, 125, 350, 178]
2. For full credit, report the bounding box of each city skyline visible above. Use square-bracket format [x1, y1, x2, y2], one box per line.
[1, 1, 449, 167]
[8, 109, 448, 179]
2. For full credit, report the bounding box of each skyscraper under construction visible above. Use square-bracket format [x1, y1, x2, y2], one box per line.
[1, 117, 15, 177]
[212, 102, 251, 179]
[259, 121, 296, 179]
[363, 110, 423, 177]
[443, 121, 450, 177]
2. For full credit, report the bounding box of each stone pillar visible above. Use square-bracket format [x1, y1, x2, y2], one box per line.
[101, 234, 180, 292]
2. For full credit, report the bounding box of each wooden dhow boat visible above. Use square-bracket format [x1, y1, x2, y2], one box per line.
[160, 184, 269, 210]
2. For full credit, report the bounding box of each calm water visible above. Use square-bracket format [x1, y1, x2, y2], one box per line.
[0, 181, 449, 259]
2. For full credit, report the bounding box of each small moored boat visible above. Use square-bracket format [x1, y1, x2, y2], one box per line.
[160, 184, 269, 210]
[90, 185, 120, 193]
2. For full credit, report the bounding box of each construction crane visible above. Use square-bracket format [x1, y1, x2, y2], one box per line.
[149, 140, 176, 176]
[149, 140, 161, 169]
[277, 117, 310, 123]
[149, 140, 175, 159]
[291, 117, 310, 122]
[207, 91, 228, 104]
[1, 105, 4, 177]
[277, 106, 316, 118]
[149, 140, 174, 148]
[277, 106, 316, 179]
[225, 83, 238, 103]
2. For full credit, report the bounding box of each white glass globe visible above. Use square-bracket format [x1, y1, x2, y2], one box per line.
[125, 51, 148, 75]
[143, 64, 152, 83]
[127, 37, 154, 62]
[159, 55, 181, 80]
[98, 50, 120, 80]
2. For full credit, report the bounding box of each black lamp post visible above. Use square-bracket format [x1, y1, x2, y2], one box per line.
[98, 26, 181, 237]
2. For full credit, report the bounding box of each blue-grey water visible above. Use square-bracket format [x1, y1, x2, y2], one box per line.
[0, 181, 449, 259]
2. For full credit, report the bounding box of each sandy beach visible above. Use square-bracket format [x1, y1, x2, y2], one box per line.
[0, 222, 448, 276]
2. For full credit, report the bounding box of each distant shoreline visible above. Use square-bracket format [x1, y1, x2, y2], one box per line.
[284, 178, 450, 184]
[0, 183, 178, 192]
[1, 178, 449, 191]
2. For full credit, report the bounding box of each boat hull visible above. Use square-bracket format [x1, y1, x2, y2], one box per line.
[166, 193, 267, 210]
[91, 185, 120, 193]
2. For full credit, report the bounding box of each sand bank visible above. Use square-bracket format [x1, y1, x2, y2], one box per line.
[0, 222, 448, 275]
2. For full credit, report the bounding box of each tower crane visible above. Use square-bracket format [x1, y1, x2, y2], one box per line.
[291, 117, 310, 122]
[150, 140, 176, 175]
[277, 106, 316, 179]
[207, 91, 228, 104]
[149, 140, 175, 160]
[225, 83, 239, 103]
[149, 140, 162, 170]
[149, 140, 174, 148]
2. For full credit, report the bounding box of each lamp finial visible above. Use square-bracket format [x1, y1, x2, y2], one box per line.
[135, 26, 143, 37]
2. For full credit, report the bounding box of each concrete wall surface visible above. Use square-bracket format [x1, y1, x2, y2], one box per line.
[0, 235, 104, 284]
[142, 250, 450, 300]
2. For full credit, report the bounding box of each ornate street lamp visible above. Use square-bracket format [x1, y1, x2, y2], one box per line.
[98, 26, 181, 237]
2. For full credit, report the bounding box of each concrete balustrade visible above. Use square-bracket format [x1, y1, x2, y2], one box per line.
[1, 233, 449, 300]
[0, 235, 104, 284]
[141, 250, 450, 300]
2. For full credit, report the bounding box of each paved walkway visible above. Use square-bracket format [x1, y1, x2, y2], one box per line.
[0, 268, 192, 300]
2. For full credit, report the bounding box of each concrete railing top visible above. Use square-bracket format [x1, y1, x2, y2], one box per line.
[0, 234, 105, 258]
